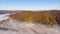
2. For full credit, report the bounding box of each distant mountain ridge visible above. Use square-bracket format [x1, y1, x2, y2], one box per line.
[0, 10, 60, 14]
[0, 10, 22, 14]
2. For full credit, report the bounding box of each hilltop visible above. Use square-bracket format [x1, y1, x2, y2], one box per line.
[10, 10, 60, 26]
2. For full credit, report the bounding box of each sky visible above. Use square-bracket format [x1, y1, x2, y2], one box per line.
[0, 0, 60, 10]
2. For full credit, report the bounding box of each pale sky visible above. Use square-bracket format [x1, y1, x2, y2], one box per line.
[0, 0, 60, 10]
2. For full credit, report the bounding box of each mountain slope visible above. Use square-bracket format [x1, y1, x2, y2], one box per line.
[10, 10, 60, 26]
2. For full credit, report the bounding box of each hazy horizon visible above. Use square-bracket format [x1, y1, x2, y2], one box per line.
[0, 0, 60, 10]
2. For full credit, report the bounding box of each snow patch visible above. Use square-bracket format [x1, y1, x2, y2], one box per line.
[0, 18, 60, 34]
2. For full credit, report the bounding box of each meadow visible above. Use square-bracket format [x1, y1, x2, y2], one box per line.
[10, 10, 60, 26]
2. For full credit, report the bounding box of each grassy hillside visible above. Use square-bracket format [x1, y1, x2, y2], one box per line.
[10, 10, 60, 26]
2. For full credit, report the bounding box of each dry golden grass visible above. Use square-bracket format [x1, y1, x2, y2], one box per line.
[10, 10, 60, 26]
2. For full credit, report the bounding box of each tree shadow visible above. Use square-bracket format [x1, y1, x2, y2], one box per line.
[55, 16, 60, 26]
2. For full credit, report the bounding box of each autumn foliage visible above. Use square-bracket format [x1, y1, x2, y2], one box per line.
[10, 10, 60, 25]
